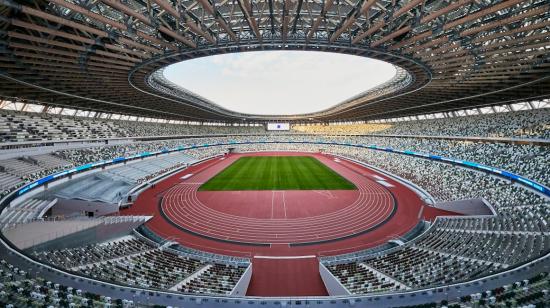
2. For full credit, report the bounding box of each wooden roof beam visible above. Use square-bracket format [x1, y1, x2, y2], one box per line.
[196, 0, 238, 41]
[151, 0, 215, 44]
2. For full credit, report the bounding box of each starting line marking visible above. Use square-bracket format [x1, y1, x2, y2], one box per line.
[253, 255, 317, 259]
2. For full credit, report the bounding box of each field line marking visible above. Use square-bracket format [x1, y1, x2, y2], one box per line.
[254, 255, 316, 259]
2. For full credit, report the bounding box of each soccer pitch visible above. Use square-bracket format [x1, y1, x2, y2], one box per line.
[199, 156, 356, 191]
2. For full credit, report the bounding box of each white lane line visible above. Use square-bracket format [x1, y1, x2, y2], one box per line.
[376, 180, 395, 188]
[254, 255, 316, 259]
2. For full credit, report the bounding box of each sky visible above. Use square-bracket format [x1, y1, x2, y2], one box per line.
[163, 51, 396, 115]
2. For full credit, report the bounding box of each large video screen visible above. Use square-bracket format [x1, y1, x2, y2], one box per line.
[267, 123, 290, 131]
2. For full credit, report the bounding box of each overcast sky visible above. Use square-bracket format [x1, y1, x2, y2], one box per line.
[164, 51, 396, 115]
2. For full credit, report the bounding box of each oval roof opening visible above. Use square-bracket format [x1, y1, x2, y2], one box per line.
[163, 51, 396, 116]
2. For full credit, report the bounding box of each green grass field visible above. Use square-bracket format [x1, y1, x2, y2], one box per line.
[199, 156, 356, 191]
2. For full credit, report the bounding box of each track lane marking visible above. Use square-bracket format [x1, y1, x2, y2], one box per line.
[254, 255, 316, 259]
[160, 153, 398, 243]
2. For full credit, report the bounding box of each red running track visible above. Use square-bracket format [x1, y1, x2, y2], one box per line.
[121, 152, 459, 296]
[161, 153, 396, 245]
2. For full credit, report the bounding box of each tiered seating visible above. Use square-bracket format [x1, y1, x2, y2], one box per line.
[0, 171, 23, 195]
[0, 158, 43, 178]
[0, 110, 547, 299]
[292, 108, 550, 139]
[3, 107, 549, 142]
[438, 206, 550, 233]
[292, 123, 392, 135]
[329, 136, 549, 188]
[414, 227, 549, 266]
[31, 154, 72, 170]
[0, 155, 73, 198]
[179, 263, 248, 295]
[0, 109, 264, 143]
[32, 237, 156, 268]
[79, 248, 205, 289]
[322, 140, 549, 202]
[443, 272, 549, 308]
[51, 152, 198, 203]
[33, 235, 249, 293]
[0, 199, 52, 230]
[113, 120, 264, 137]
[379, 108, 550, 139]
[481, 185, 548, 209]
[55, 139, 191, 165]
[362, 247, 502, 288]
[326, 262, 402, 294]
[0, 259, 132, 307]
[0, 110, 122, 142]
[105, 152, 196, 184]
[51, 134, 550, 194]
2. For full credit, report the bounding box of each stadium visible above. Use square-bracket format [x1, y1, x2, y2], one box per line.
[0, 0, 549, 307]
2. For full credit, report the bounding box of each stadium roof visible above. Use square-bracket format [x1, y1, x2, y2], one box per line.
[0, 0, 549, 123]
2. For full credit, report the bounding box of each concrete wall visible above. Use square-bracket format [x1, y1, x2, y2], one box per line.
[25, 217, 148, 252]
[434, 198, 495, 216]
[51, 198, 119, 217]
[319, 263, 350, 296]
[230, 264, 253, 296]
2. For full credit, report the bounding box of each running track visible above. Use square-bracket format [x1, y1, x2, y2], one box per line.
[161, 153, 396, 245]
[121, 152, 459, 296]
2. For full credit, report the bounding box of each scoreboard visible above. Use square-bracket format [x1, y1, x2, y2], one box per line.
[267, 123, 290, 131]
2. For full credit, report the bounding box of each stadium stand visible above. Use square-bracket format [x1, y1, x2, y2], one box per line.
[0, 199, 55, 230]
[2, 107, 549, 143]
[1, 0, 549, 305]
[414, 228, 548, 266]
[4, 134, 547, 203]
[0, 109, 126, 142]
[0, 172, 23, 197]
[393, 271, 549, 308]
[2, 127, 547, 203]
[48, 152, 197, 203]
[30, 154, 71, 171]
[0, 158, 45, 179]
[292, 108, 550, 139]
[178, 263, 248, 295]
[31, 236, 156, 269]
[325, 262, 405, 294]
[4, 138, 547, 293]
[0, 109, 548, 305]
[33, 235, 250, 295]
[0, 258, 127, 307]
[0, 109, 264, 143]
